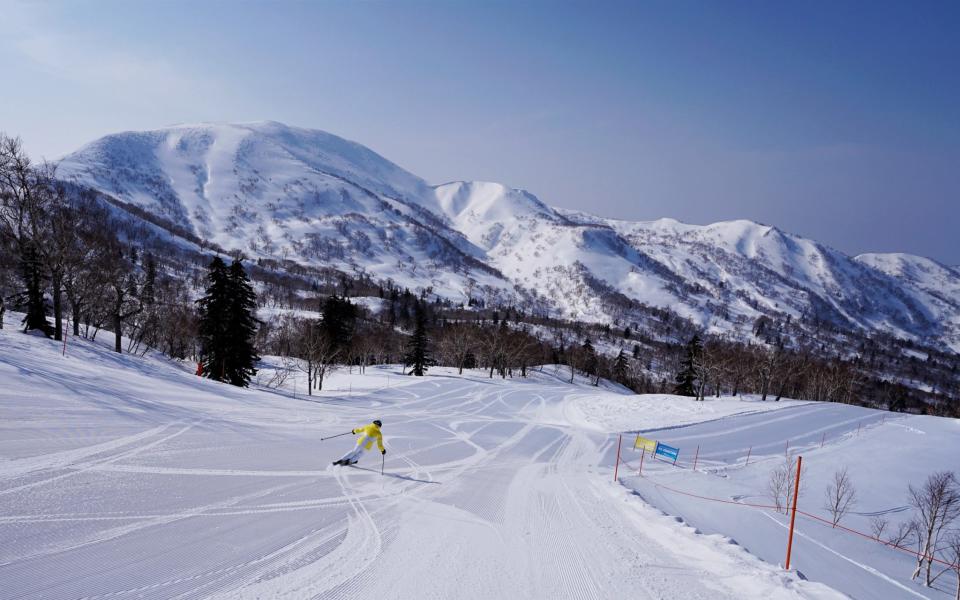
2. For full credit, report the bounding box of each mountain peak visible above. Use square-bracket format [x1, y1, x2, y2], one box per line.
[52, 122, 960, 351]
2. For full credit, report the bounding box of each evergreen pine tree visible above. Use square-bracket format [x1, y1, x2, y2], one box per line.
[404, 302, 432, 376]
[19, 242, 53, 336]
[321, 295, 356, 355]
[196, 257, 231, 382]
[673, 334, 702, 397]
[613, 349, 629, 385]
[224, 259, 260, 386]
[582, 338, 597, 377]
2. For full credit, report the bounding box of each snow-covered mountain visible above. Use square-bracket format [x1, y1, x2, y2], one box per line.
[57, 121, 504, 300]
[57, 121, 960, 349]
[855, 253, 960, 348]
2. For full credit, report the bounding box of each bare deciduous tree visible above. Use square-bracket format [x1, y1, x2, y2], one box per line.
[768, 454, 803, 513]
[870, 516, 888, 541]
[101, 243, 142, 353]
[823, 467, 857, 527]
[295, 321, 340, 394]
[753, 346, 778, 401]
[437, 323, 476, 375]
[909, 471, 960, 586]
[888, 519, 916, 549]
[937, 530, 960, 600]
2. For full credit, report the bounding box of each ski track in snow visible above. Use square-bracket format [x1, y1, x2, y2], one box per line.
[1, 328, 848, 599]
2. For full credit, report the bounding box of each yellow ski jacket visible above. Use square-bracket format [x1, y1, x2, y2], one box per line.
[352, 423, 384, 451]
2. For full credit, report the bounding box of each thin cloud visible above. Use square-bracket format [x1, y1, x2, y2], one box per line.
[2, 0, 219, 106]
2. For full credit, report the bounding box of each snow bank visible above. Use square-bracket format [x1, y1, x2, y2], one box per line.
[565, 392, 809, 433]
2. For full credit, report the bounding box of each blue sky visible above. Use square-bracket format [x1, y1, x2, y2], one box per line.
[1, 0, 957, 262]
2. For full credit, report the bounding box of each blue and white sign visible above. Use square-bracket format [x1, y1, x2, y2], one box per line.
[654, 441, 680, 464]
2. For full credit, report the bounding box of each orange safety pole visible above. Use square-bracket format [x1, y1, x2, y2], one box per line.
[692, 444, 700, 471]
[638, 446, 646, 475]
[745, 446, 752, 466]
[784, 455, 803, 570]
[613, 434, 622, 482]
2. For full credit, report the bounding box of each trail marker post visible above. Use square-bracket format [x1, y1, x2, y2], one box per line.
[638, 446, 646, 475]
[613, 434, 622, 482]
[692, 444, 700, 471]
[784, 455, 803, 570]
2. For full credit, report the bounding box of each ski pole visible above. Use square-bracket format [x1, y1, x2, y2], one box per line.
[321, 431, 353, 441]
[381, 452, 385, 476]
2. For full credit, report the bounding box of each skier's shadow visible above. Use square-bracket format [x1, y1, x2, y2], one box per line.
[348, 464, 440, 485]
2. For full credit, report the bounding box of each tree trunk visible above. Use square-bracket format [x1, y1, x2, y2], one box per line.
[72, 303, 81, 336]
[113, 312, 122, 353]
[52, 273, 63, 342]
[776, 379, 788, 402]
[306, 358, 312, 396]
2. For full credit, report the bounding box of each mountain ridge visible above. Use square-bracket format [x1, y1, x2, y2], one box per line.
[55, 121, 960, 350]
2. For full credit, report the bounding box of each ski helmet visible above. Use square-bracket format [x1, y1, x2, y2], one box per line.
[373, 419, 382, 427]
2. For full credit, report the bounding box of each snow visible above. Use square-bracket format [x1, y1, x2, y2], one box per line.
[561, 392, 811, 433]
[255, 297, 385, 324]
[614, 402, 960, 599]
[257, 306, 323, 321]
[347, 295, 387, 314]
[0, 314, 843, 599]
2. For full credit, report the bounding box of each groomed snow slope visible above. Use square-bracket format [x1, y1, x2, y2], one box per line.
[0, 316, 840, 600]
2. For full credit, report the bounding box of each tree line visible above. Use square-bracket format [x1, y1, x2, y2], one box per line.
[0, 134, 189, 354]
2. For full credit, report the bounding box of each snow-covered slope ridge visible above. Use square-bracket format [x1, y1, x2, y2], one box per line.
[58, 122, 960, 347]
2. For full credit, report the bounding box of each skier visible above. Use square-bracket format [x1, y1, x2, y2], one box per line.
[333, 420, 385, 466]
